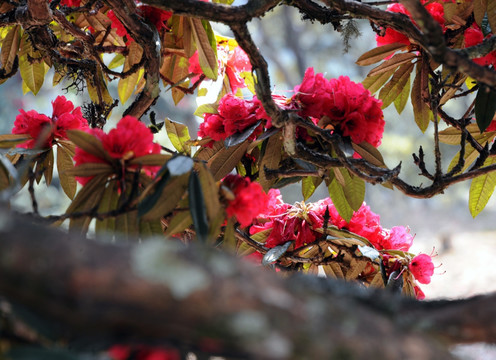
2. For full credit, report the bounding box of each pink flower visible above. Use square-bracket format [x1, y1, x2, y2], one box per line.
[293, 69, 385, 147]
[223, 175, 268, 227]
[409, 253, 435, 284]
[198, 94, 268, 144]
[59, 0, 81, 6]
[12, 95, 88, 149]
[73, 116, 161, 186]
[380, 226, 413, 251]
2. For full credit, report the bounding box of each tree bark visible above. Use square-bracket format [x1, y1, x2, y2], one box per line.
[1, 208, 495, 359]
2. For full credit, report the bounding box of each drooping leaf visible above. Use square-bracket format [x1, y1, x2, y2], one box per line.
[356, 43, 408, 66]
[128, 153, 172, 167]
[66, 130, 111, 162]
[139, 172, 189, 220]
[328, 178, 354, 222]
[165, 118, 191, 154]
[164, 210, 193, 235]
[1, 25, 20, 73]
[207, 141, 249, 180]
[188, 171, 209, 242]
[42, 148, 54, 186]
[95, 180, 119, 235]
[167, 155, 194, 176]
[259, 134, 282, 191]
[361, 70, 395, 95]
[189, 18, 217, 80]
[0, 134, 31, 148]
[194, 102, 218, 117]
[63, 162, 113, 177]
[57, 145, 77, 200]
[19, 45, 45, 94]
[262, 241, 293, 266]
[352, 142, 387, 168]
[394, 69, 412, 114]
[379, 61, 414, 109]
[196, 163, 222, 239]
[475, 84, 496, 133]
[302, 176, 322, 201]
[469, 157, 496, 217]
[411, 63, 431, 132]
[340, 168, 365, 211]
[367, 52, 416, 77]
[487, 0, 496, 36]
[224, 121, 261, 148]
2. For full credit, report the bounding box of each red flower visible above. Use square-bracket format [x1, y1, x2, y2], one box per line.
[464, 25, 496, 67]
[198, 94, 268, 144]
[12, 95, 88, 149]
[108, 345, 180, 360]
[73, 116, 161, 186]
[189, 44, 251, 93]
[293, 69, 385, 147]
[108, 6, 171, 43]
[223, 175, 268, 227]
[375, 1, 446, 48]
[59, 0, 81, 6]
[414, 285, 426, 300]
[409, 253, 435, 284]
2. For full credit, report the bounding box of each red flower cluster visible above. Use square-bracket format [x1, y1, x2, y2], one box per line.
[222, 174, 268, 227]
[59, 0, 81, 6]
[249, 191, 433, 297]
[198, 94, 268, 144]
[108, 345, 179, 360]
[293, 68, 385, 147]
[376, 0, 447, 47]
[189, 44, 252, 94]
[12, 95, 88, 149]
[73, 116, 161, 185]
[108, 5, 172, 43]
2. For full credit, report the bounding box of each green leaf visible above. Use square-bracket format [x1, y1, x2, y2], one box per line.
[165, 118, 191, 154]
[196, 162, 221, 221]
[108, 53, 126, 69]
[189, 18, 217, 80]
[19, 55, 45, 95]
[194, 103, 218, 118]
[394, 68, 411, 114]
[328, 178, 353, 222]
[337, 168, 365, 211]
[362, 70, 395, 95]
[302, 176, 322, 201]
[475, 84, 496, 133]
[189, 171, 209, 242]
[57, 145, 77, 199]
[356, 43, 408, 66]
[469, 157, 496, 217]
[95, 180, 119, 235]
[379, 61, 414, 109]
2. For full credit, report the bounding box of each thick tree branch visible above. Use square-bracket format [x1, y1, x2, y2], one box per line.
[4, 208, 494, 359]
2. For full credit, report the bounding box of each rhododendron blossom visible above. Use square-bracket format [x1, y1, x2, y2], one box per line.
[376, 1, 447, 48]
[189, 43, 252, 93]
[463, 25, 496, 67]
[108, 6, 172, 43]
[409, 253, 435, 284]
[73, 116, 161, 186]
[108, 345, 180, 360]
[198, 94, 268, 144]
[293, 68, 385, 147]
[222, 174, 268, 227]
[12, 95, 88, 149]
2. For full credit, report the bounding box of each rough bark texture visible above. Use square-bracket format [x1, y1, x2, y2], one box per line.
[0, 208, 495, 359]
